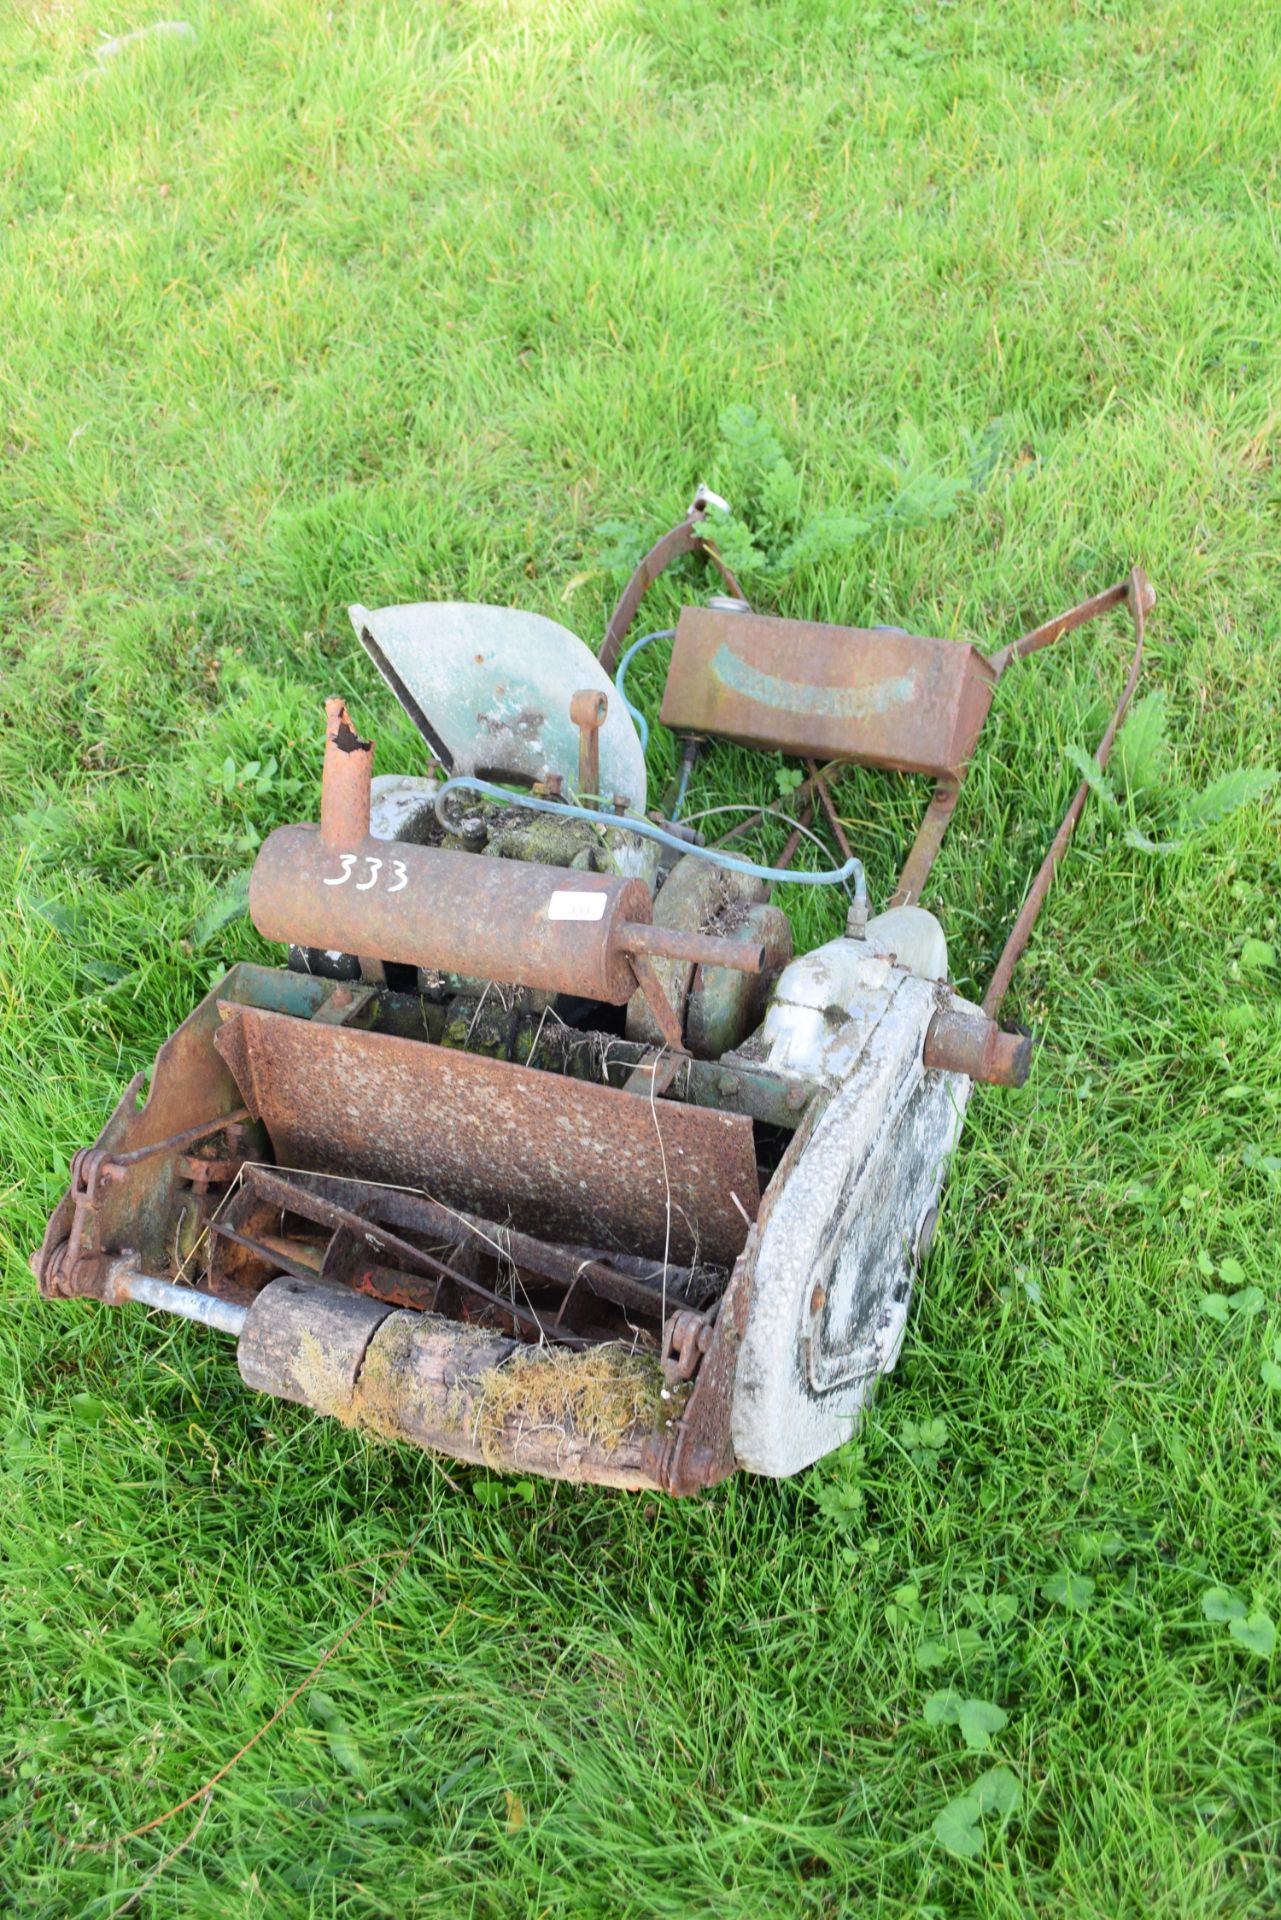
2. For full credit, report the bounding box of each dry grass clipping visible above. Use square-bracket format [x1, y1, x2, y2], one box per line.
[348, 1313, 493, 1443]
[472, 1344, 669, 1462]
[293, 1328, 361, 1421]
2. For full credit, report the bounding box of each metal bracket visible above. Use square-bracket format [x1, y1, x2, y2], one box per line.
[601, 504, 747, 675]
[312, 983, 377, 1025]
[627, 953, 688, 1052]
[621, 1048, 684, 1099]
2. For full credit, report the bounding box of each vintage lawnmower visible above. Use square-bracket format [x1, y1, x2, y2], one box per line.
[33, 502, 1154, 1492]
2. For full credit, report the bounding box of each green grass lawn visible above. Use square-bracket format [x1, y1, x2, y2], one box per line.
[2, 1, 1280, 1912]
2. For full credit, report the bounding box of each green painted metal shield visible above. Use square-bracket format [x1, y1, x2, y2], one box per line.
[349, 601, 648, 811]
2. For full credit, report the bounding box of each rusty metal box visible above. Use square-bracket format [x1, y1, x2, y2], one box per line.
[659, 608, 998, 780]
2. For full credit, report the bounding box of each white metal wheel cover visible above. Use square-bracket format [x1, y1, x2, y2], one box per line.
[732, 972, 971, 1477]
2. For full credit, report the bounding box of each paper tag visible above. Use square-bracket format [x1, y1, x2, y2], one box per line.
[548, 890, 608, 922]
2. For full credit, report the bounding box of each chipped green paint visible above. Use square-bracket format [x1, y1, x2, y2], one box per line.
[711, 641, 916, 719]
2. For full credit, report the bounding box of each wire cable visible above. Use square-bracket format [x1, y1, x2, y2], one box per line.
[612, 626, 676, 752]
[678, 803, 846, 875]
[432, 777, 867, 903]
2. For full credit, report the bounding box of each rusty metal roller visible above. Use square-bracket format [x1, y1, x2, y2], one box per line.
[249, 701, 765, 1004]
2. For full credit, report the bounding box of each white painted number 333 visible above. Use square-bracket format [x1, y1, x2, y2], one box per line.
[323, 854, 409, 893]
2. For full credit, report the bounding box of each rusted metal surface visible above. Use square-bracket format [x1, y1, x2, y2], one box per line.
[33, 542, 1161, 1495]
[887, 776, 962, 909]
[253, 825, 653, 1002]
[214, 1005, 759, 1269]
[36, 958, 725, 1487]
[254, 700, 768, 1002]
[32, 963, 395, 1302]
[354, 1265, 440, 1312]
[621, 1049, 684, 1099]
[311, 982, 377, 1026]
[660, 1250, 751, 1494]
[983, 568, 1153, 1017]
[212, 1221, 324, 1284]
[625, 951, 686, 1050]
[600, 496, 745, 676]
[213, 1164, 682, 1345]
[661, 608, 999, 780]
[986, 576, 1146, 676]
[214, 963, 815, 1131]
[888, 573, 1154, 927]
[178, 1152, 244, 1193]
[660, 1307, 715, 1385]
[805, 760, 855, 862]
[570, 688, 607, 803]
[31, 981, 271, 1299]
[596, 1037, 813, 1128]
[657, 1095, 832, 1495]
[618, 921, 764, 977]
[773, 798, 815, 878]
[202, 1162, 313, 1301]
[102, 1109, 250, 1168]
[320, 699, 373, 847]
[235, 1165, 597, 1346]
[240, 1164, 704, 1316]
[651, 575, 1154, 935]
[923, 1001, 1032, 1088]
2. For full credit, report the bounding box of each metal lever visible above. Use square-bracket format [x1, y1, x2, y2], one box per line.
[617, 922, 763, 977]
[569, 688, 608, 806]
